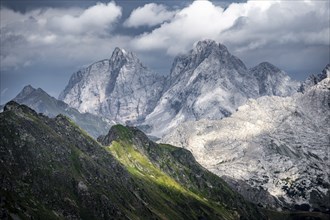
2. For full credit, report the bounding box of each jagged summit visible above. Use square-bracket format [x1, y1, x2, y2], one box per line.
[252, 62, 282, 74]
[250, 62, 299, 96]
[21, 84, 35, 93]
[299, 63, 330, 92]
[193, 39, 221, 52]
[321, 63, 330, 78]
[112, 47, 126, 56]
[59, 47, 165, 123]
[110, 47, 139, 64]
[15, 85, 56, 103]
[192, 39, 231, 57]
[170, 40, 246, 81]
[14, 85, 55, 103]
[15, 85, 36, 100]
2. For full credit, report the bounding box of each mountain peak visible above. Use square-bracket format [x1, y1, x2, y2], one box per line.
[110, 47, 137, 63]
[169, 40, 246, 81]
[23, 84, 35, 91]
[21, 85, 36, 94]
[253, 62, 281, 74]
[113, 47, 126, 56]
[194, 39, 217, 50]
[193, 39, 229, 55]
[60, 46, 165, 124]
[250, 62, 298, 96]
[16, 85, 36, 99]
[15, 85, 51, 102]
[321, 63, 330, 78]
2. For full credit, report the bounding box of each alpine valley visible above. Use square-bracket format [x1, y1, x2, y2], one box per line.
[1, 40, 329, 220]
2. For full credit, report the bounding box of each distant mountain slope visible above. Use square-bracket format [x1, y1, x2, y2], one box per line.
[144, 40, 299, 137]
[299, 64, 330, 92]
[12, 85, 110, 138]
[0, 101, 266, 219]
[162, 67, 330, 211]
[59, 48, 165, 124]
[250, 62, 299, 96]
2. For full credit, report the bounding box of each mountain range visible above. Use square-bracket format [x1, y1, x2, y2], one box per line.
[7, 40, 299, 139]
[1, 39, 328, 218]
[162, 65, 330, 211]
[57, 40, 299, 137]
[143, 40, 299, 137]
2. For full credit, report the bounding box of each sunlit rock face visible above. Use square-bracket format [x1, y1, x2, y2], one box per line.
[144, 40, 298, 137]
[60, 40, 298, 137]
[59, 48, 165, 124]
[162, 69, 330, 210]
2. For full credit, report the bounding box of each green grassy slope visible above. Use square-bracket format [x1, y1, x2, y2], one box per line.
[99, 124, 265, 220]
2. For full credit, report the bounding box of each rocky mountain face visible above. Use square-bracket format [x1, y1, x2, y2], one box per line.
[0, 101, 267, 220]
[250, 62, 299, 97]
[59, 48, 165, 124]
[143, 40, 299, 137]
[12, 85, 110, 138]
[59, 40, 298, 138]
[162, 69, 330, 211]
[299, 64, 330, 92]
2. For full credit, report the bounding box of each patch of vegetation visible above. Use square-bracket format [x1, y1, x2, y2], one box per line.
[106, 140, 236, 220]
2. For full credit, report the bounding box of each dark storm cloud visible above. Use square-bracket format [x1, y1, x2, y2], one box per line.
[0, 0, 329, 104]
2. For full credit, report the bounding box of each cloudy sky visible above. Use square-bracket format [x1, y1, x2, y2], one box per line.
[0, 0, 329, 104]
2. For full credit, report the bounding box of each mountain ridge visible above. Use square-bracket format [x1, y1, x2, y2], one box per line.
[11, 85, 111, 138]
[58, 40, 299, 138]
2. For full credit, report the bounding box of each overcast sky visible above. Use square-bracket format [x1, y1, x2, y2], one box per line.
[0, 0, 329, 104]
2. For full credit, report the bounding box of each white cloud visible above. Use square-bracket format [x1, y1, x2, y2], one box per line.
[131, 1, 223, 53]
[131, 0, 329, 57]
[0, 1, 123, 70]
[49, 2, 122, 35]
[124, 3, 176, 28]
